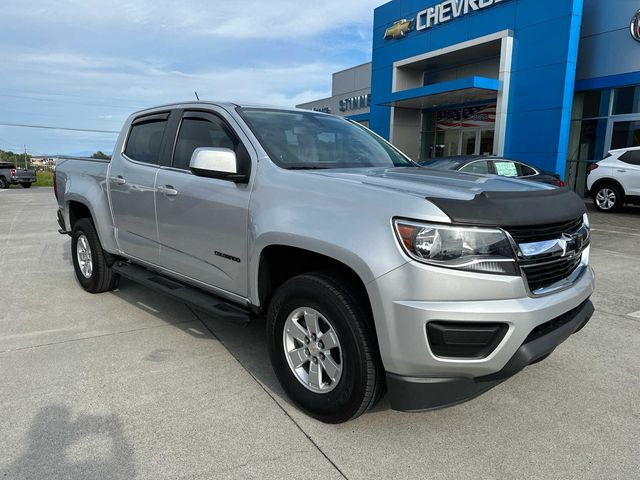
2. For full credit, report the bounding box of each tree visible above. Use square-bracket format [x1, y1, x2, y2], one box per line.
[91, 151, 111, 160]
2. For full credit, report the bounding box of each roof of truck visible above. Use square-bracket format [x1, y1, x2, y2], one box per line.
[131, 101, 314, 116]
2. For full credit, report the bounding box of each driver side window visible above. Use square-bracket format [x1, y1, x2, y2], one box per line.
[173, 116, 239, 171]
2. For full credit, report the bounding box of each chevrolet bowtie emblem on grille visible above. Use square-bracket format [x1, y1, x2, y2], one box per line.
[557, 233, 578, 258]
[384, 19, 415, 40]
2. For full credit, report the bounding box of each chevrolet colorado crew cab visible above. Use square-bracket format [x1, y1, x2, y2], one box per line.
[55, 102, 595, 423]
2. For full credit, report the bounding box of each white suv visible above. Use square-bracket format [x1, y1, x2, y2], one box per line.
[586, 147, 640, 212]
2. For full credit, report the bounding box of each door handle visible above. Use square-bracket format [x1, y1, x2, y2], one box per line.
[114, 176, 126, 185]
[160, 185, 178, 197]
[617, 169, 627, 173]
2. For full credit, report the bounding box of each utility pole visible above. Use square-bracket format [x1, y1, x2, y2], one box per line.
[24, 145, 27, 169]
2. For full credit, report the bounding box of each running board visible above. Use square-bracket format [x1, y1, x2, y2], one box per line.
[113, 262, 251, 323]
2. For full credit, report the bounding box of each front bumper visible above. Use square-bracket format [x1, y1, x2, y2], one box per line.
[367, 258, 596, 411]
[386, 299, 594, 411]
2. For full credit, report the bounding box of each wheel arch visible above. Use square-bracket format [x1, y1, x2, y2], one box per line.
[254, 243, 377, 337]
[590, 177, 626, 197]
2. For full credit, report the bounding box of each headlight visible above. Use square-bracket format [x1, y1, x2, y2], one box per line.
[394, 220, 519, 275]
[582, 213, 590, 229]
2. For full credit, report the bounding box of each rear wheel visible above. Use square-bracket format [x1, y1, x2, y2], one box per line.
[593, 184, 623, 212]
[71, 218, 119, 293]
[0, 177, 8, 189]
[267, 271, 383, 423]
[21, 182, 32, 188]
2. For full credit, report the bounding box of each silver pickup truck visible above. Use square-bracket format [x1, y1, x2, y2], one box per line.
[55, 102, 595, 423]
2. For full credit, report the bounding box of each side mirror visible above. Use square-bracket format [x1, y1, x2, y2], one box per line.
[189, 147, 248, 183]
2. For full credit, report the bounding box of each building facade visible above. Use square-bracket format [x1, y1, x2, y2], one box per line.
[297, 0, 640, 190]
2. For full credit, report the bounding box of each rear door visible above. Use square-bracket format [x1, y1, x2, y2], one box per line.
[154, 108, 253, 297]
[109, 112, 170, 265]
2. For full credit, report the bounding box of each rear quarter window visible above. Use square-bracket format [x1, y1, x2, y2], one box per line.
[620, 150, 640, 165]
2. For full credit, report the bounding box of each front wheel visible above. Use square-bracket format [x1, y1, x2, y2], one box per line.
[21, 182, 32, 188]
[267, 272, 384, 423]
[71, 218, 119, 293]
[593, 184, 623, 212]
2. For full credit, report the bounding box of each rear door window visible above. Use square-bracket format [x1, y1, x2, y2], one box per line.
[124, 116, 169, 165]
[493, 161, 519, 177]
[460, 161, 490, 174]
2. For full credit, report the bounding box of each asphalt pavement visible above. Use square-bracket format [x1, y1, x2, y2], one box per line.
[0, 187, 638, 479]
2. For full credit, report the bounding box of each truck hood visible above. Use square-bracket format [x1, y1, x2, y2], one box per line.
[306, 167, 585, 227]
[307, 167, 552, 201]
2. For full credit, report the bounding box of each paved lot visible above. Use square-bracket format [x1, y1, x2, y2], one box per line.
[1, 187, 639, 479]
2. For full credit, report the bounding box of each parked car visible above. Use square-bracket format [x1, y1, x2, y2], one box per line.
[55, 102, 594, 423]
[586, 146, 640, 212]
[0, 162, 37, 188]
[419, 156, 565, 187]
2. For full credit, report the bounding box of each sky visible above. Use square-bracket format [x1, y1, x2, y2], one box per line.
[0, 0, 382, 156]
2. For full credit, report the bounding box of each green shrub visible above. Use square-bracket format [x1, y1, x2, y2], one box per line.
[34, 170, 54, 187]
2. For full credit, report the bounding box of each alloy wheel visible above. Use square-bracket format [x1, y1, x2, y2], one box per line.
[76, 234, 93, 278]
[283, 307, 343, 394]
[595, 188, 617, 210]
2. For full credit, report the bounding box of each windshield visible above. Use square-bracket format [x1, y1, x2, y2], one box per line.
[237, 108, 415, 169]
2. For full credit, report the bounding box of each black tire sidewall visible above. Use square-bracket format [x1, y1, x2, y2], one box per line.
[267, 274, 374, 423]
[0, 177, 7, 189]
[71, 219, 117, 293]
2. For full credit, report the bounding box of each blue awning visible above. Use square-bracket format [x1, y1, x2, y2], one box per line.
[381, 76, 500, 109]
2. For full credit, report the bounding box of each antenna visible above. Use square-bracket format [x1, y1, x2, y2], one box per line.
[194, 91, 200, 101]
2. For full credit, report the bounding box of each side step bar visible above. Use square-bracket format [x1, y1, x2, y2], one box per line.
[113, 262, 251, 324]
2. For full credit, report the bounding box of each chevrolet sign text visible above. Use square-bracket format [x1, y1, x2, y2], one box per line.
[417, 0, 509, 31]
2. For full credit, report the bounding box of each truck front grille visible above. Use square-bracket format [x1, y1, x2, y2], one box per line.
[504, 216, 587, 294]
[520, 255, 583, 292]
[507, 217, 583, 244]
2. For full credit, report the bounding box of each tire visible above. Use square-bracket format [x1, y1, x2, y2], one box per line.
[593, 183, 623, 212]
[71, 218, 119, 293]
[267, 271, 384, 423]
[21, 182, 32, 188]
[0, 177, 8, 189]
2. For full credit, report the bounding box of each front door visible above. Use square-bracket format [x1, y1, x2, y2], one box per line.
[155, 109, 253, 297]
[109, 112, 170, 265]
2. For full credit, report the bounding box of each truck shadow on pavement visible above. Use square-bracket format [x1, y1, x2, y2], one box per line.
[1, 405, 135, 479]
[109, 278, 392, 415]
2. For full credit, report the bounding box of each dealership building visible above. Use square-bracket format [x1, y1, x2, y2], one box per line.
[298, 0, 640, 191]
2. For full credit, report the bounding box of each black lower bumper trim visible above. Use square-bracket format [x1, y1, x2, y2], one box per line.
[386, 299, 594, 412]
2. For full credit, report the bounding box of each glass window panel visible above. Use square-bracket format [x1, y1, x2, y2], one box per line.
[568, 119, 608, 160]
[479, 130, 494, 155]
[460, 161, 490, 174]
[125, 119, 167, 165]
[572, 90, 611, 119]
[493, 161, 519, 177]
[611, 121, 640, 150]
[613, 86, 640, 115]
[461, 130, 476, 155]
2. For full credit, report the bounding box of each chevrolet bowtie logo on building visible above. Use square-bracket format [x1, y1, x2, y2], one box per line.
[632, 9, 640, 42]
[385, 0, 509, 40]
[384, 19, 415, 40]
